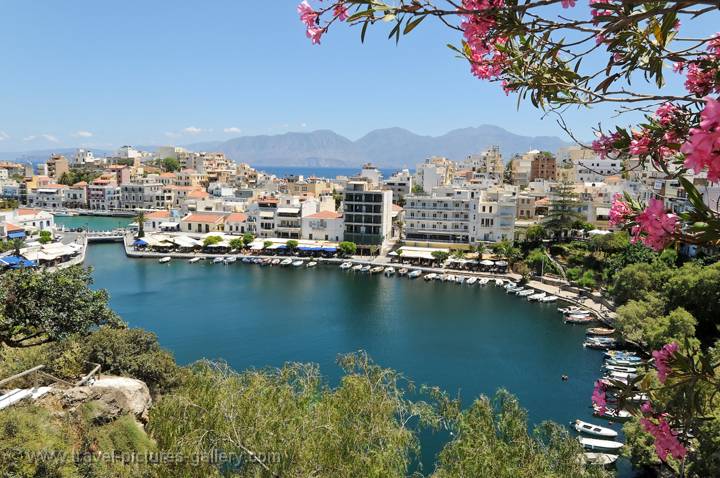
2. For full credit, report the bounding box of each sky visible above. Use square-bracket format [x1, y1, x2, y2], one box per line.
[0, 0, 717, 152]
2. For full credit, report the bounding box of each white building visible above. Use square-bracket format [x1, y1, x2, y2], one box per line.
[117, 146, 142, 160]
[383, 169, 413, 202]
[26, 185, 68, 209]
[120, 179, 163, 210]
[73, 149, 97, 166]
[415, 157, 452, 193]
[88, 183, 121, 211]
[575, 158, 623, 183]
[358, 163, 382, 187]
[302, 210, 344, 242]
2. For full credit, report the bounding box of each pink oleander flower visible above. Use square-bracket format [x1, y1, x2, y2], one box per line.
[655, 102, 678, 126]
[641, 401, 653, 414]
[709, 34, 720, 57]
[685, 63, 719, 96]
[592, 380, 607, 415]
[561, 0, 576, 7]
[630, 132, 651, 155]
[652, 342, 679, 383]
[297, 1, 318, 28]
[591, 132, 619, 159]
[460, 0, 508, 80]
[609, 194, 632, 227]
[333, 2, 349, 21]
[641, 416, 687, 462]
[306, 26, 324, 45]
[590, 0, 613, 24]
[681, 97, 720, 182]
[631, 198, 679, 251]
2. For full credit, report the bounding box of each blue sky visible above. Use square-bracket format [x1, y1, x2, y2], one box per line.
[0, 0, 716, 151]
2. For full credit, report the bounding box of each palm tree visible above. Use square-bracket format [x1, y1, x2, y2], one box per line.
[135, 211, 146, 238]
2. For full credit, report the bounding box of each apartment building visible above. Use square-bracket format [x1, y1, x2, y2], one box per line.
[404, 188, 473, 247]
[88, 176, 120, 210]
[26, 184, 68, 209]
[415, 156, 453, 193]
[383, 169, 413, 202]
[530, 153, 557, 181]
[472, 189, 516, 243]
[120, 179, 163, 210]
[46, 154, 69, 180]
[465, 146, 504, 177]
[343, 181, 393, 248]
[301, 210, 343, 242]
[575, 158, 623, 183]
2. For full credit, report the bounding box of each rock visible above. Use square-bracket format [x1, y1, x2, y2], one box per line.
[48, 376, 152, 423]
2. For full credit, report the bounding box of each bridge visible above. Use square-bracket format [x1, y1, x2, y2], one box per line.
[86, 229, 131, 243]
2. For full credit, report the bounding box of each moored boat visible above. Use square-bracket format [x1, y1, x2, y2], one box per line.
[213, 257, 225, 264]
[565, 314, 594, 324]
[271, 258, 281, 266]
[224, 256, 237, 264]
[466, 276, 478, 285]
[507, 286, 522, 294]
[352, 264, 363, 271]
[384, 267, 395, 276]
[604, 364, 638, 373]
[370, 266, 384, 274]
[528, 292, 547, 301]
[479, 278, 489, 285]
[578, 436, 624, 451]
[188, 257, 201, 264]
[292, 260, 304, 267]
[339, 262, 352, 270]
[158, 256, 171, 264]
[361, 265, 371, 272]
[398, 268, 409, 276]
[593, 406, 632, 421]
[587, 327, 615, 336]
[540, 295, 558, 302]
[280, 258, 293, 266]
[517, 289, 534, 297]
[408, 270, 422, 279]
[424, 273, 437, 281]
[455, 275, 465, 284]
[573, 419, 618, 438]
[306, 261, 317, 268]
[494, 279, 503, 286]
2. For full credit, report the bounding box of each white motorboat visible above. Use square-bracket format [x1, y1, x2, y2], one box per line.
[444, 274, 455, 282]
[306, 261, 317, 268]
[212, 257, 225, 264]
[455, 275, 465, 284]
[370, 266, 384, 274]
[573, 419, 618, 438]
[384, 267, 395, 276]
[398, 268, 409, 276]
[528, 292, 547, 301]
[224, 256, 237, 264]
[188, 257, 201, 264]
[292, 260, 304, 267]
[506, 286, 522, 294]
[494, 279, 504, 286]
[503, 282, 517, 289]
[559, 306, 584, 314]
[582, 453, 619, 466]
[408, 270, 422, 279]
[352, 264, 363, 271]
[609, 371, 638, 380]
[466, 277, 478, 285]
[578, 437, 624, 451]
[479, 278, 490, 285]
[339, 262, 352, 270]
[158, 256, 171, 264]
[604, 364, 638, 373]
[281, 258, 293, 266]
[424, 273, 438, 281]
[271, 258, 281, 266]
[606, 358, 644, 367]
[361, 265, 371, 272]
[517, 289, 535, 297]
[593, 406, 632, 421]
[540, 295, 558, 303]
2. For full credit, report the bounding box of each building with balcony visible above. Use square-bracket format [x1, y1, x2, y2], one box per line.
[343, 181, 392, 248]
[302, 210, 343, 242]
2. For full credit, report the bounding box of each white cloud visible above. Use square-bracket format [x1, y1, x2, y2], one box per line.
[0, 131, 9, 141]
[164, 131, 181, 138]
[182, 126, 204, 135]
[23, 134, 59, 143]
[223, 127, 242, 134]
[72, 130, 93, 138]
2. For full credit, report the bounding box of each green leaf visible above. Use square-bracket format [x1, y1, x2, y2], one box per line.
[403, 15, 425, 35]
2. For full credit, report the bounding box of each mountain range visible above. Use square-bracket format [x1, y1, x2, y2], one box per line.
[0, 125, 571, 169]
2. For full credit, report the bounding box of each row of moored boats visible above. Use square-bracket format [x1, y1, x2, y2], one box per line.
[159, 256, 319, 268]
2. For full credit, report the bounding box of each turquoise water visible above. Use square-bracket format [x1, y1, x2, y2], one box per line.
[55, 215, 133, 231]
[84, 243, 631, 476]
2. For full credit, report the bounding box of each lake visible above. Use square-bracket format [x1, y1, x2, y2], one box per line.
[82, 242, 633, 476]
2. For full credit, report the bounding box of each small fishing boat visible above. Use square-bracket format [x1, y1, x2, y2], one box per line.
[370, 266, 384, 274]
[565, 313, 594, 324]
[361, 265, 371, 272]
[584, 339, 618, 350]
[158, 256, 171, 264]
[582, 452, 619, 466]
[455, 275, 465, 284]
[494, 279, 504, 286]
[599, 376, 632, 388]
[578, 437, 624, 452]
[540, 295, 558, 303]
[573, 419, 618, 438]
[242, 257, 253, 263]
[517, 289, 535, 297]
[528, 292, 547, 301]
[339, 262, 352, 270]
[605, 351, 640, 361]
[609, 371, 638, 380]
[398, 268, 409, 276]
[507, 286, 522, 294]
[352, 264, 363, 271]
[606, 358, 644, 367]
[424, 273, 438, 281]
[223, 256, 237, 264]
[280, 258, 293, 266]
[306, 261, 317, 268]
[212, 257, 225, 264]
[559, 306, 585, 314]
[188, 257, 201, 264]
[252, 257, 263, 264]
[444, 274, 456, 282]
[587, 328, 615, 336]
[593, 406, 632, 421]
[503, 282, 517, 289]
[466, 277, 478, 285]
[604, 364, 638, 373]
[479, 278, 490, 285]
[384, 267, 395, 276]
[292, 260, 304, 267]
[271, 258, 281, 266]
[408, 270, 422, 279]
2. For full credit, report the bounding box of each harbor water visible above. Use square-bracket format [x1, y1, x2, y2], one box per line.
[81, 241, 633, 476]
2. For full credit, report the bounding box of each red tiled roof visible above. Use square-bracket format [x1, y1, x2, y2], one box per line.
[73, 181, 88, 187]
[145, 210, 171, 219]
[15, 208, 40, 216]
[305, 210, 342, 219]
[5, 222, 23, 232]
[188, 190, 209, 199]
[226, 213, 248, 222]
[181, 213, 225, 224]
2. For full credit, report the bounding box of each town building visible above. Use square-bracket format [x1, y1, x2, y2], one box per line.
[529, 153, 557, 181]
[343, 181, 393, 249]
[383, 169, 413, 203]
[46, 154, 69, 180]
[301, 210, 343, 242]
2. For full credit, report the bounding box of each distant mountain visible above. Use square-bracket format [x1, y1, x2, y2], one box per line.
[186, 125, 571, 168]
[0, 125, 571, 169]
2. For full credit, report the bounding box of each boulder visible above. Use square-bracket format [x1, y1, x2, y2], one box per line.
[49, 376, 152, 423]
